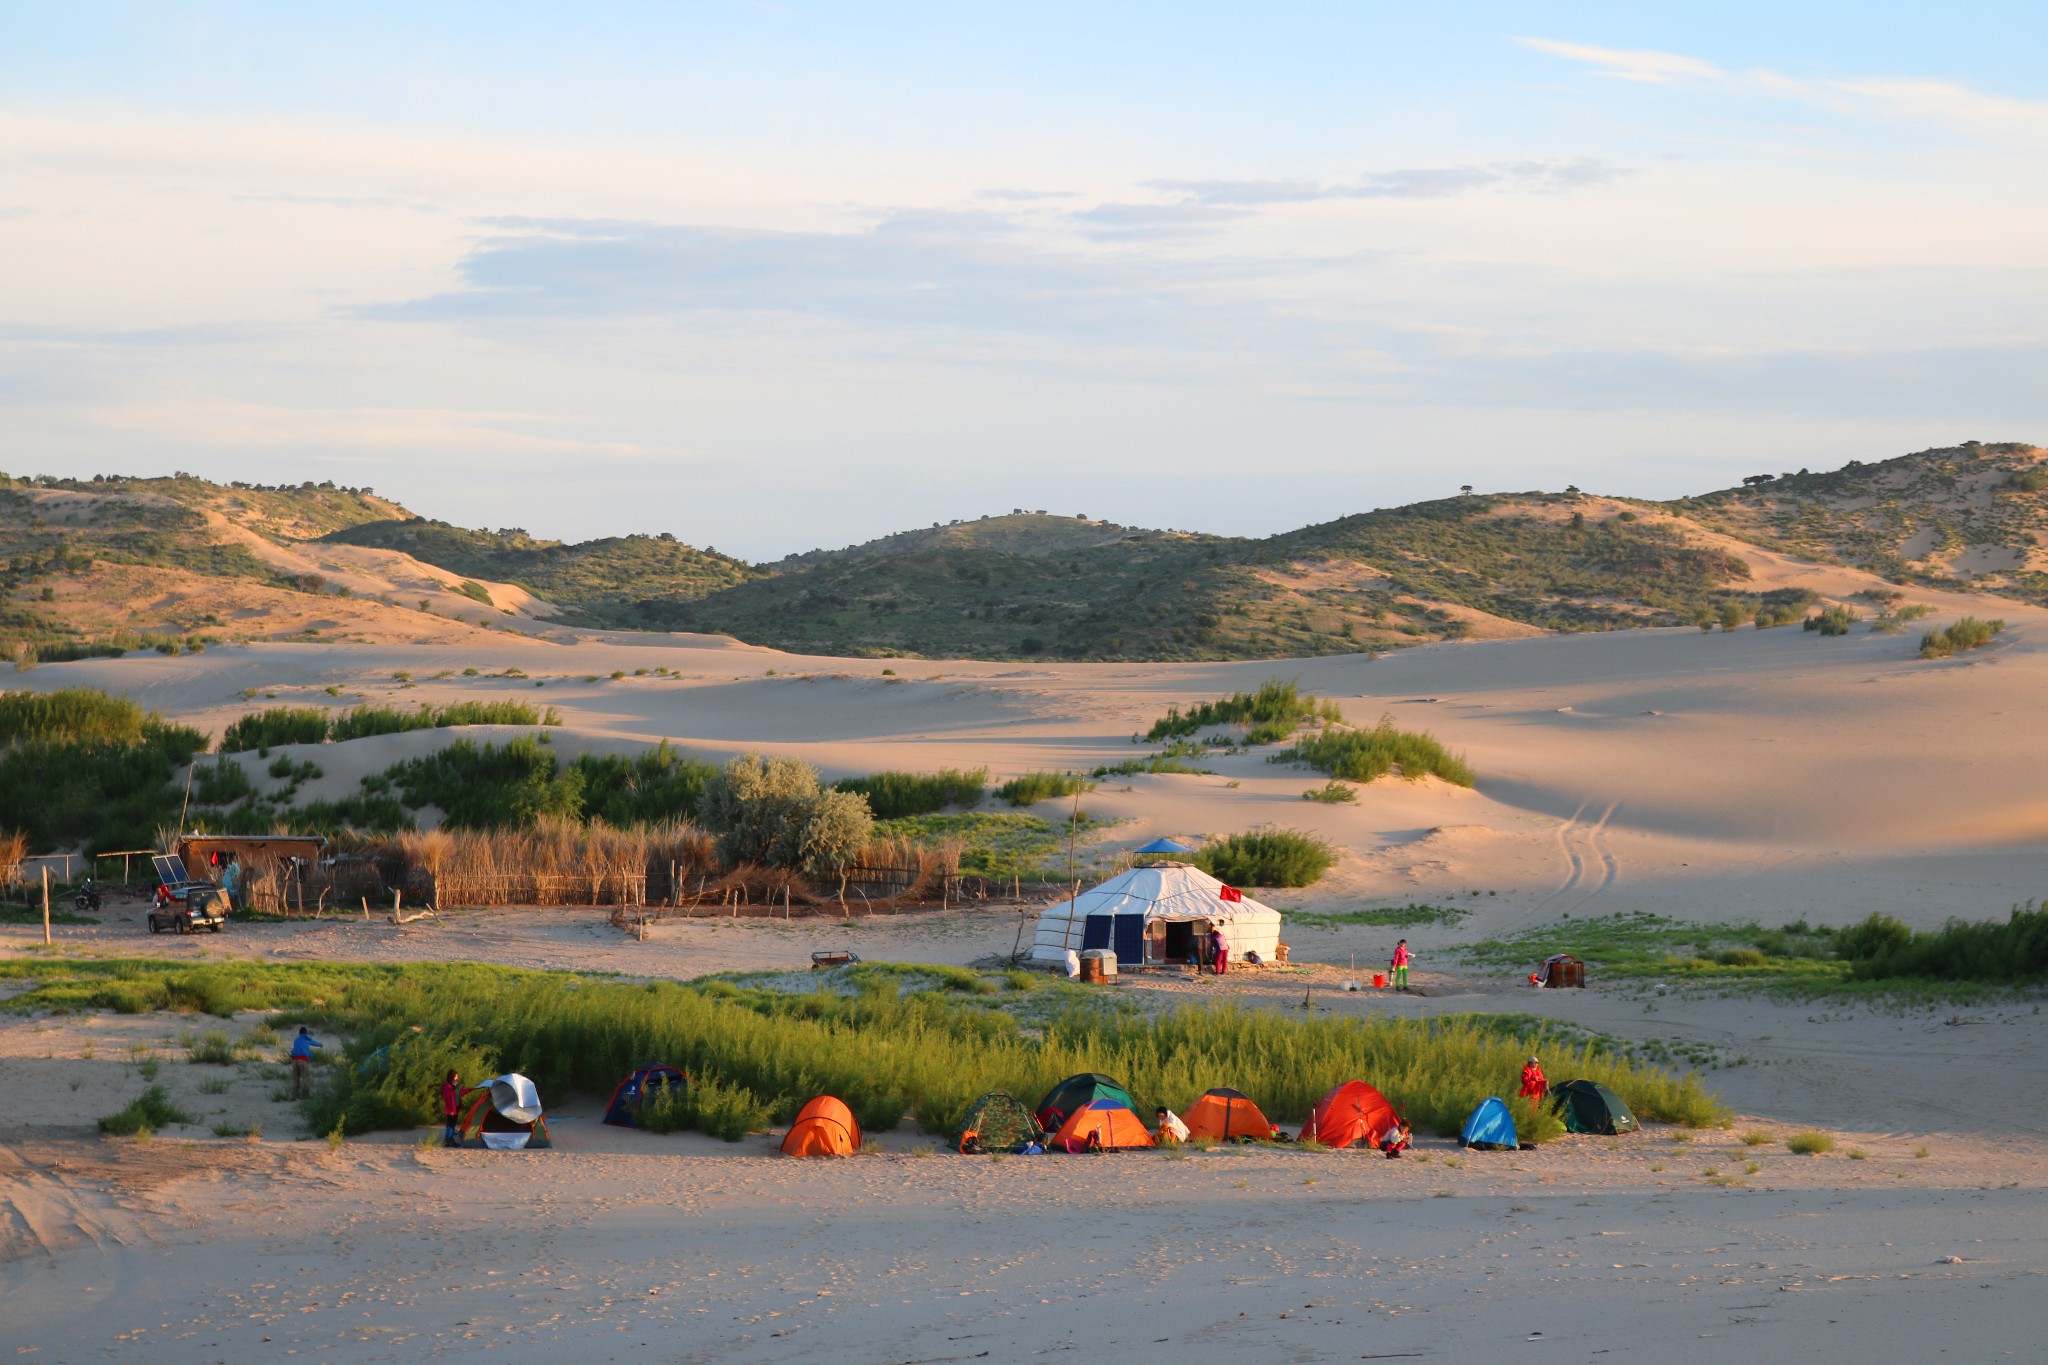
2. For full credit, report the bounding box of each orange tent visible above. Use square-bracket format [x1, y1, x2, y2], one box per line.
[1182, 1087, 1273, 1142]
[1297, 1080, 1401, 1149]
[1051, 1098, 1155, 1152]
[781, 1095, 861, 1156]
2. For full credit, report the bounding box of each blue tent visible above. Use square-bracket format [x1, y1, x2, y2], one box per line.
[1459, 1096, 1520, 1151]
[1132, 838, 1193, 855]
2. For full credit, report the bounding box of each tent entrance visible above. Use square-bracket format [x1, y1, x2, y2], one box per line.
[1163, 921, 1195, 963]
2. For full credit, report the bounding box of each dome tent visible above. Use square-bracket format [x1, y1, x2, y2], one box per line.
[781, 1095, 861, 1156]
[1029, 863, 1282, 969]
[952, 1091, 1042, 1153]
[1459, 1096, 1520, 1151]
[1034, 1073, 1135, 1133]
[1182, 1087, 1274, 1142]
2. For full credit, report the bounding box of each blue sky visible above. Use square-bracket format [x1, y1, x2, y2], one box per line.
[2, 3, 2044, 557]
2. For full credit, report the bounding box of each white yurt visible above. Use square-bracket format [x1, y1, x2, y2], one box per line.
[1029, 862, 1282, 969]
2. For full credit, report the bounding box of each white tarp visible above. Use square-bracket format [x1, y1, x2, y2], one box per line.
[1029, 862, 1282, 966]
[486, 1073, 544, 1124]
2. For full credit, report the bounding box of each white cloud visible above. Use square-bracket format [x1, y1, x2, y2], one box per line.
[1517, 35, 2048, 143]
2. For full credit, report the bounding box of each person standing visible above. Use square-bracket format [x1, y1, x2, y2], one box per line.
[441, 1069, 463, 1147]
[1519, 1056, 1548, 1103]
[219, 855, 242, 912]
[1391, 939, 1411, 991]
[289, 1026, 322, 1098]
[1211, 930, 1230, 976]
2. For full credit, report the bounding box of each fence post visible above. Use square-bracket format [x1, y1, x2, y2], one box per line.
[42, 866, 51, 945]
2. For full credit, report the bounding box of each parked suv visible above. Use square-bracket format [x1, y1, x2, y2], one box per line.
[148, 854, 229, 934]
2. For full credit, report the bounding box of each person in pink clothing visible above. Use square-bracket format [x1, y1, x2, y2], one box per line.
[1211, 930, 1229, 975]
[1391, 939, 1411, 990]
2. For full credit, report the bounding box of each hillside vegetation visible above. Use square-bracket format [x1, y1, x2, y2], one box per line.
[2, 442, 2040, 662]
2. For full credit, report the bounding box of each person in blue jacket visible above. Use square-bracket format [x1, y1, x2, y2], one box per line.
[289, 1026, 322, 1097]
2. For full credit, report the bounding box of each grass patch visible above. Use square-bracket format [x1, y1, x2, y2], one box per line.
[873, 812, 1107, 881]
[996, 771, 1090, 806]
[1740, 1128, 1774, 1146]
[1144, 679, 1343, 743]
[832, 768, 988, 818]
[98, 1084, 193, 1136]
[6, 959, 1726, 1144]
[1786, 1130, 1835, 1155]
[1302, 779, 1358, 804]
[184, 1030, 240, 1065]
[1273, 714, 1474, 787]
[1190, 828, 1336, 888]
[1286, 903, 1471, 931]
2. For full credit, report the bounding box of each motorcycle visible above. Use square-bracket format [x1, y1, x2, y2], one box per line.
[73, 880, 103, 912]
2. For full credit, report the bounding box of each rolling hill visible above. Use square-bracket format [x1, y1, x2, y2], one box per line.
[1, 442, 2039, 662]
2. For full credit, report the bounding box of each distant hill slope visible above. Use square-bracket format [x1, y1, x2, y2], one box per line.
[771, 511, 1212, 568]
[320, 520, 758, 627]
[3, 442, 2039, 661]
[1679, 441, 2048, 597]
[654, 492, 1766, 659]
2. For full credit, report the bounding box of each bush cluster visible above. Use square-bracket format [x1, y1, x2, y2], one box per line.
[699, 754, 874, 876]
[997, 771, 1090, 806]
[831, 768, 987, 818]
[1918, 616, 2004, 659]
[1145, 679, 1343, 743]
[1191, 828, 1337, 887]
[1274, 714, 1474, 787]
[1803, 604, 1859, 636]
[1844, 904, 2048, 982]
[220, 700, 558, 751]
[0, 689, 206, 852]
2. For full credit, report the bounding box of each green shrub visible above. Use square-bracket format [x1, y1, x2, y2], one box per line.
[873, 812, 1102, 880]
[1191, 828, 1337, 888]
[1919, 616, 2004, 659]
[699, 754, 874, 876]
[0, 691, 206, 853]
[386, 736, 585, 830]
[192, 756, 254, 805]
[184, 1030, 240, 1065]
[328, 700, 557, 742]
[1302, 779, 1358, 804]
[832, 768, 988, 818]
[1145, 679, 1342, 743]
[1803, 604, 1858, 636]
[1714, 947, 1768, 968]
[1847, 903, 2048, 982]
[573, 742, 717, 824]
[1786, 1130, 1834, 1155]
[0, 687, 153, 745]
[1274, 714, 1473, 787]
[685, 1075, 776, 1142]
[302, 1031, 496, 1138]
[1835, 913, 1913, 962]
[220, 707, 330, 751]
[997, 771, 1089, 806]
[98, 1084, 193, 1135]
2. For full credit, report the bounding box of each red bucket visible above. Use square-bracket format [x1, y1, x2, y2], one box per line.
[1372, 973, 1386, 988]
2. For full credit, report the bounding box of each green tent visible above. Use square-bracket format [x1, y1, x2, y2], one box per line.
[1035, 1073, 1135, 1131]
[1551, 1079, 1639, 1135]
[953, 1091, 1042, 1152]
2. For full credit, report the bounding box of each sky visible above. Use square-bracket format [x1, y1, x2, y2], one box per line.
[2, 2, 2045, 559]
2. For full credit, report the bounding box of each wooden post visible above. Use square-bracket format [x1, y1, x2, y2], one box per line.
[41, 866, 51, 945]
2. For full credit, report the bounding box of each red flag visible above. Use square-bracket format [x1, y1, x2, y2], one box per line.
[1219, 885, 1243, 902]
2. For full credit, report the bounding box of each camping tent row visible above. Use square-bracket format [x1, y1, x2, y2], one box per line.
[1030, 863, 1281, 969]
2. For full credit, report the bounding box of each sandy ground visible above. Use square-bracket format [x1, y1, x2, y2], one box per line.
[7, 608, 2048, 1360]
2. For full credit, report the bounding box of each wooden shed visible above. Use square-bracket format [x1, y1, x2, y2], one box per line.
[176, 835, 326, 913]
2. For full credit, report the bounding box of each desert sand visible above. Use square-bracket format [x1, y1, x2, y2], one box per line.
[4, 601, 2048, 1361]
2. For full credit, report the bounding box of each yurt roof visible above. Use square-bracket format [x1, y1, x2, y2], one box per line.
[1040, 861, 1281, 922]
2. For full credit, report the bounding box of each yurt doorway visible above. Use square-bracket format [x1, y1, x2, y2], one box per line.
[1163, 920, 1205, 963]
